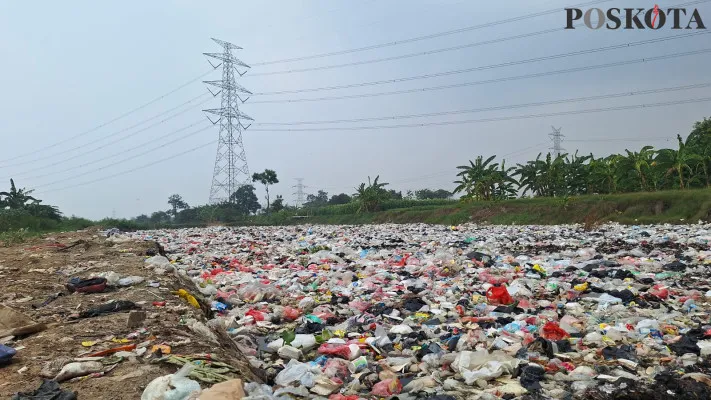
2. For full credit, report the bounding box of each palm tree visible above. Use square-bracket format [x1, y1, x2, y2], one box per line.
[589, 155, 619, 194]
[0, 179, 39, 209]
[656, 135, 701, 189]
[353, 176, 389, 212]
[454, 155, 500, 201]
[619, 146, 655, 191]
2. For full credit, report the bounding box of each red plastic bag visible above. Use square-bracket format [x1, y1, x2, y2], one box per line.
[283, 307, 302, 322]
[649, 284, 669, 299]
[329, 395, 359, 400]
[486, 285, 514, 305]
[317, 343, 354, 359]
[245, 309, 265, 322]
[541, 321, 570, 341]
[371, 378, 402, 396]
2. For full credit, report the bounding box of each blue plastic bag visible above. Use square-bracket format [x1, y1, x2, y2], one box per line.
[0, 343, 17, 365]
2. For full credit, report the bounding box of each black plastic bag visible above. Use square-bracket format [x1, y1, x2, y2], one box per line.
[76, 300, 138, 319]
[12, 380, 77, 400]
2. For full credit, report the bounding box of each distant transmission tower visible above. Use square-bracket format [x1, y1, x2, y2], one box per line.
[293, 178, 306, 208]
[549, 126, 565, 157]
[203, 38, 254, 204]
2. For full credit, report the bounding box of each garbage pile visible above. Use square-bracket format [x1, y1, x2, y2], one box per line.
[120, 223, 711, 399]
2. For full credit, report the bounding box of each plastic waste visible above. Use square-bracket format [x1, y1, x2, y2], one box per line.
[11, 380, 77, 400]
[141, 363, 201, 400]
[54, 361, 104, 382]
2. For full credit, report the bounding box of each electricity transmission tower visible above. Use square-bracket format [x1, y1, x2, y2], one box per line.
[203, 38, 254, 204]
[293, 178, 307, 208]
[549, 126, 565, 157]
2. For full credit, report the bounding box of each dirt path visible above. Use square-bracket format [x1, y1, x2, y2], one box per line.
[0, 229, 255, 399]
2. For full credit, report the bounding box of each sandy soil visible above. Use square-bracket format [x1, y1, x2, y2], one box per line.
[0, 229, 253, 399]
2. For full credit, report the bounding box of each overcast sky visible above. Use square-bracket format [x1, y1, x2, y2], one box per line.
[1, 0, 710, 219]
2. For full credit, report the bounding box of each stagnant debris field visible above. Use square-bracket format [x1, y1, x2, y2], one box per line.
[2, 223, 711, 400]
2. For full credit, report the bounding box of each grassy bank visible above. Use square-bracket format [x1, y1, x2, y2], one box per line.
[2, 189, 709, 242]
[246, 189, 711, 226]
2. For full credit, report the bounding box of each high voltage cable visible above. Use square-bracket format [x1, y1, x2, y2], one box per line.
[251, 0, 708, 68]
[0, 96, 212, 169]
[10, 120, 212, 181]
[252, 31, 710, 96]
[3, 119, 207, 179]
[0, 71, 214, 164]
[14, 82, 699, 181]
[249, 47, 711, 104]
[254, 82, 711, 126]
[34, 140, 218, 195]
[251, 0, 613, 66]
[246, 28, 710, 78]
[34, 125, 214, 188]
[251, 96, 711, 132]
[32, 129, 685, 197]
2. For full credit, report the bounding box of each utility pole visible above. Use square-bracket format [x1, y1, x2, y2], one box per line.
[203, 38, 253, 204]
[292, 178, 306, 208]
[549, 126, 565, 158]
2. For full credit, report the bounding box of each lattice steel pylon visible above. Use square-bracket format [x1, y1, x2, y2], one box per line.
[292, 178, 306, 208]
[203, 38, 254, 204]
[549, 126, 565, 158]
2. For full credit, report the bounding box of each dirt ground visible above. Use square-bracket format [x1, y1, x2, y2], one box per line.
[0, 229, 255, 399]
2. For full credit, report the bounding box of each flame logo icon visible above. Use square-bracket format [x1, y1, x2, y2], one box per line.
[652, 4, 660, 28]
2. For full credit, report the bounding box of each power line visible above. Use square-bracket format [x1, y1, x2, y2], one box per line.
[249, 47, 711, 104]
[251, 96, 711, 132]
[16, 122, 212, 182]
[0, 70, 213, 164]
[253, 82, 711, 126]
[3, 119, 206, 179]
[253, 31, 710, 96]
[0, 95, 212, 169]
[246, 28, 710, 78]
[251, 0, 613, 66]
[34, 140, 217, 195]
[32, 125, 214, 188]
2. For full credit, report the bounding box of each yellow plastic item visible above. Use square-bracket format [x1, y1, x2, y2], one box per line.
[574, 282, 589, 292]
[533, 264, 546, 275]
[176, 289, 200, 308]
[334, 330, 346, 338]
[81, 341, 97, 347]
[112, 338, 130, 344]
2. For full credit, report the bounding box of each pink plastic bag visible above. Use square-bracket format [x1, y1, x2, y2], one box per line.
[371, 379, 402, 396]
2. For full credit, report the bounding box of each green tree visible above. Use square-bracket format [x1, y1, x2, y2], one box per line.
[656, 134, 701, 189]
[229, 185, 261, 215]
[304, 190, 329, 208]
[271, 195, 286, 212]
[0, 179, 38, 209]
[415, 189, 452, 200]
[387, 189, 403, 200]
[328, 193, 352, 205]
[686, 118, 711, 187]
[251, 169, 279, 212]
[619, 146, 655, 191]
[354, 176, 389, 212]
[167, 194, 189, 217]
[589, 155, 620, 194]
[150, 211, 171, 224]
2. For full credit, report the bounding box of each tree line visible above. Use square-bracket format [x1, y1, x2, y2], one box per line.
[454, 118, 711, 201]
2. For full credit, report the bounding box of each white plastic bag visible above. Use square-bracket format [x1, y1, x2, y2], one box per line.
[141, 363, 201, 400]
